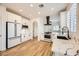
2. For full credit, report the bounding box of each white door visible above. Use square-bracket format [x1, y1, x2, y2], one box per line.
[38, 19, 44, 40]
[33, 22, 38, 38]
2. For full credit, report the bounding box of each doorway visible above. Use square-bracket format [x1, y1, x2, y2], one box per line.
[33, 21, 38, 39]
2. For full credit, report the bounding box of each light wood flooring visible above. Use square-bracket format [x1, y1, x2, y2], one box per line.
[1, 39, 52, 56]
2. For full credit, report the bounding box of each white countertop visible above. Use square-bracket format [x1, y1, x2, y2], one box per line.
[52, 38, 79, 56]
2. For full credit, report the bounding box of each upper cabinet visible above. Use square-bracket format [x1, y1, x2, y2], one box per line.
[60, 11, 67, 29]
[22, 18, 29, 25]
[7, 12, 15, 22]
[14, 14, 22, 24]
[7, 11, 22, 23]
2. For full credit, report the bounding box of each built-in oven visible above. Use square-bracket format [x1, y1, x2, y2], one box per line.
[44, 32, 51, 39]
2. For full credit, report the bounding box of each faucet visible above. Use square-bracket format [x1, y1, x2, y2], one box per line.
[64, 48, 73, 56]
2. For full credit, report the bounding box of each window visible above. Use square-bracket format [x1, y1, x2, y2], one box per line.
[70, 4, 77, 32]
[67, 3, 77, 32]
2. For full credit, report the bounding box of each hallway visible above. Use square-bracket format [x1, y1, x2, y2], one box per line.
[1, 39, 52, 56]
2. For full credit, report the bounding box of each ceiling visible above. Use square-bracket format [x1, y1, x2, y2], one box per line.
[1, 3, 68, 19]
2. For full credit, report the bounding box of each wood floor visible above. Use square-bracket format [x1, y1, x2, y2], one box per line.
[1, 39, 52, 56]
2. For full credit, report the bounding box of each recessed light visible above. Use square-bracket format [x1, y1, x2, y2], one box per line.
[51, 8, 54, 11]
[30, 4, 33, 7]
[38, 12, 40, 14]
[19, 9, 23, 12]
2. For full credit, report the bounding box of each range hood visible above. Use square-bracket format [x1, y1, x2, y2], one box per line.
[22, 25, 28, 28]
[44, 16, 51, 25]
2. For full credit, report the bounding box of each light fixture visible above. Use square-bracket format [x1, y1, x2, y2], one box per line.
[38, 12, 40, 14]
[19, 9, 23, 12]
[30, 4, 33, 7]
[51, 8, 54, 11]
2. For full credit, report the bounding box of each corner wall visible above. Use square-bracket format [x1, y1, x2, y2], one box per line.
[0, 5, 7, 51]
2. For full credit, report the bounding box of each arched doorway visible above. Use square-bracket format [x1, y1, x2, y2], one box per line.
[33, 21, 38, 40]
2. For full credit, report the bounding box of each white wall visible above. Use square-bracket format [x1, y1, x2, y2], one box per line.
[0, 5, 7, 51]
[30, 18, 39, 40]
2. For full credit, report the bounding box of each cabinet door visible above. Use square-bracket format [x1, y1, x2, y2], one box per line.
[60, 11, 67, 28]
[16, 24, 22, 36]
[8, 23, 15, 38]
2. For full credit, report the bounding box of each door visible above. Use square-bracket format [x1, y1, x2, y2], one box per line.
[33, 21, 38, 39]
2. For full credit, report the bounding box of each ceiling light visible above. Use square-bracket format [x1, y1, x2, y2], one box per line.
[19, 9, 23, 12]
[38, 12, 40, 14]
[51, 8, 54, 11]
[30, 4, 33, 7]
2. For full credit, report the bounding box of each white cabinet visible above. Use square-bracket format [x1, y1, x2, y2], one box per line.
[8, 23, 15, 38]
[6, 11, 31, 48]
[8, 38, 21, 48]
[6, 22, 21, 48]
[14, 15, 22, 23]
[7, 12, 15, 22]
[0, 6, 7, 51]
[21, 29, 29, 42]
[7, 12, 22, 48]
[7, 12, 22, 23]
[22, 18, 26, 25]
[21, 18, 31, 42]
[60, 11, 67, 29]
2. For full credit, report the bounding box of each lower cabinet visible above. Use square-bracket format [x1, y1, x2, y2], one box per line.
[8, 37, 21, 48]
